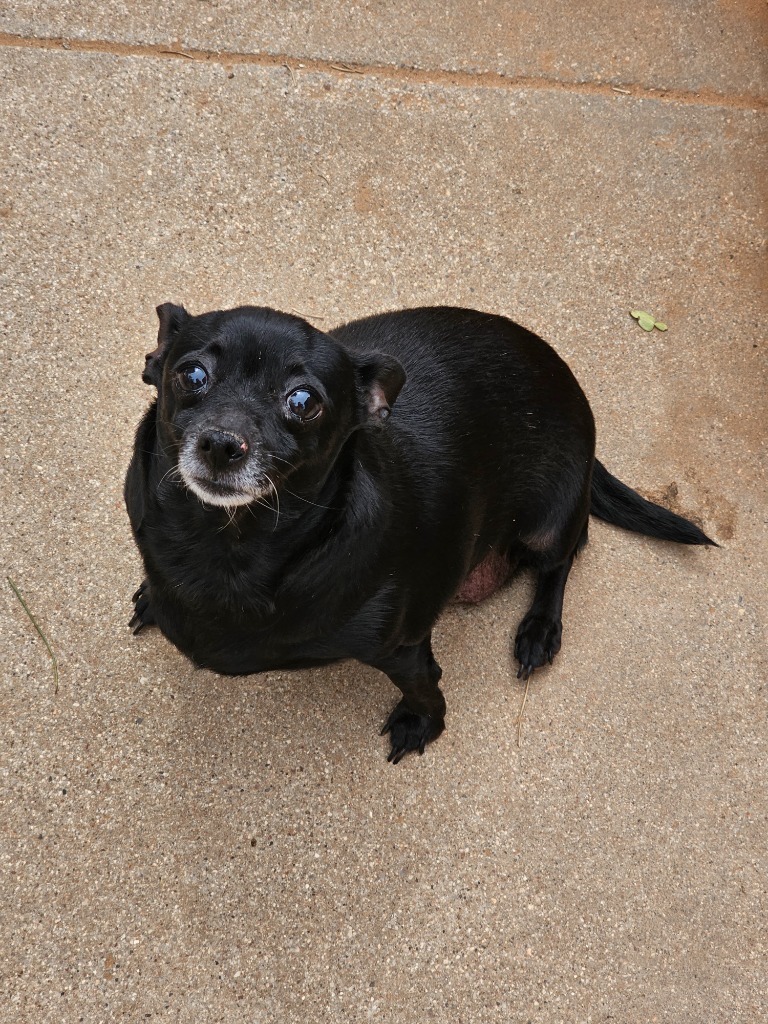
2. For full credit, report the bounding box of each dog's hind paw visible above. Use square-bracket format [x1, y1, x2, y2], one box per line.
[129, 580, 156, 634]
[381, 701, 445, 764]
[514, 613, 562, 680]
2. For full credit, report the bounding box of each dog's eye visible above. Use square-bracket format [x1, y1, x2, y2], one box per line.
[176, 365, 209, 393]
[287, 388, 322, 421]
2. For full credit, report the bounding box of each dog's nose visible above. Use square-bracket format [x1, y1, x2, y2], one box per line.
[197, 429, 249, 472]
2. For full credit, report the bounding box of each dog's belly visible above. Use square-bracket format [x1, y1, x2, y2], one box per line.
[453, 550, 514, 604]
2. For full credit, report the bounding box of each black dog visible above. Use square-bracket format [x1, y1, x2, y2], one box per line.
[125, 304, 714, 761]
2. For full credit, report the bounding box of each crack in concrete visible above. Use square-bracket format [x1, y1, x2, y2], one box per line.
[1, 31, 765, 111]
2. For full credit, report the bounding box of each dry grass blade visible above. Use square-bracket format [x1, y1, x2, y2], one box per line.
[290, 308, 326, 321]
[7, 576, 59, 694]
[516, 674, 531, 747]
[283, 62, 298, 87]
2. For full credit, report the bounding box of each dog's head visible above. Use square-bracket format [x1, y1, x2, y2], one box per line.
[141, 303, 405, 508]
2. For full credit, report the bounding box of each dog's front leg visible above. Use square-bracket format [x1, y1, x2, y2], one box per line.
[129, 580, 156, 634]
[374, 637, 447, 764]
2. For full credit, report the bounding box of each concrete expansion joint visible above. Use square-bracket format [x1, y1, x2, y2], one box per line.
[1, 30, 765, 112]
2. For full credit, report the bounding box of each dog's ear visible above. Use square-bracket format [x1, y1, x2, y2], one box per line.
[142, 303, 189, 386]
[354, 352, 406, 422]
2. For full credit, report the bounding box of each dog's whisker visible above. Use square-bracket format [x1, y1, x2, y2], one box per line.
[157, 464, 184, 492]
[159, 465, 181, 484]
[216, 505, 240, 534]
[266, 453, 298, 470]
[283, 487, 339, 512]
[264, 474, 281, 529]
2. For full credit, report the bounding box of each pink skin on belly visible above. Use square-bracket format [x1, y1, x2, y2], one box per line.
[453, 550, 513, 604]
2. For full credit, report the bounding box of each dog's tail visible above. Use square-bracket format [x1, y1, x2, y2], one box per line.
[590, 459, 717, 546]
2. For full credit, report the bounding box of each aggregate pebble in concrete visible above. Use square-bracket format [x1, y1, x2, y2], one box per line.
[1, 15, 766, 1024]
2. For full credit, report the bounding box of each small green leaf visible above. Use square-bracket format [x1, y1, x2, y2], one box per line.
[630, 309, 668, 332]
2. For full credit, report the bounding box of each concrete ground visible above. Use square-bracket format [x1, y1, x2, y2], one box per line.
[1, 4, 766, 1022]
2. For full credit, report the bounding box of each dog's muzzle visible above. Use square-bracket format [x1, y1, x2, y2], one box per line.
[177, 428, 270, 508]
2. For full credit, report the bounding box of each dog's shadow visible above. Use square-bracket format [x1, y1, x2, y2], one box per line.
[165, 649, 394, 773]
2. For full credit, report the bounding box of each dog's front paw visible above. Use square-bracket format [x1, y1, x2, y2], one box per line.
[380, 701, 445, 764]
[514, 613, 562, 680]
[129, 580, 156, 634]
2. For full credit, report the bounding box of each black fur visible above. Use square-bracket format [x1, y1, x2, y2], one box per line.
[125, 304, 715, 762]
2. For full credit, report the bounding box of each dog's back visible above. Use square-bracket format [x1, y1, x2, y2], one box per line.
[333, 307, 596, 566]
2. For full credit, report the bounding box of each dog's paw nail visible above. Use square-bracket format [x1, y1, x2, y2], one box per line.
[382, 702, 444, 763]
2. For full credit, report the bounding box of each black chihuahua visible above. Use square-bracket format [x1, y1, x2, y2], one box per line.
[125, 304, 714, 761]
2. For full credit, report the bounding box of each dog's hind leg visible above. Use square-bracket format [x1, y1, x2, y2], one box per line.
[514, 523, 588, 680]
[374, 637, 447, 764]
